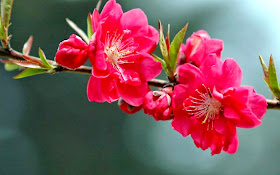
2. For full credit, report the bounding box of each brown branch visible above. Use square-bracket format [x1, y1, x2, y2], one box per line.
[267, 99, 280, 109]
[0, 47, 279, 109]
[0, 47, 92, 75]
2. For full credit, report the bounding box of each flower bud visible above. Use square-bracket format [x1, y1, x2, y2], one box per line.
[55, 34, 88, 69]
[118, 98, 142, 114]
[143, 87, 173, 121]
[178, 30, 223, 67]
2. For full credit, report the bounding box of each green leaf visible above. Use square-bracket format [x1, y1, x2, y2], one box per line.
[87, 13, 93, 39]
[4, 62, 19, 71]
[158, 20, 169, 63]
[66, 18, 89, 44]
[14, 68, 46, 79]
[22, 35, 33, 55]
[152, 53, 168, 74]
[268, 55, 280, 98]
[1, 0, 13, 29]
[259, 55, 269, 84]
[0, 19, 4, 39]
[169, 23, 188, 73]
[39, 48, 53, 69]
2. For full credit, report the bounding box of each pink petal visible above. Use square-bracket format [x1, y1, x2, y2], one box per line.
[200, 55, 242, 91]
[195, 30, 211, 39]
[172, 84, 190, 110]
[210, 135, 223, 155]
[100, 12, 122, 36]
[89, 29, 111, 78]
[143, 91, 158, 111]
[117, 82, 149, 106]
[147, 25, 159, 44]
[99, 0, 123, 20]
[55, 34, 88, 69]
[223, 135, 239, 154]
[91, 9, 100, 33]
[120, 53, 162, 82]
[172, 109, 193, 137]
[214, 116, 236, 136]
[222, 86, 263, 128]
[118, 98, 142, 114]
[120, 8, 148, 36]
[87, 75, 119, 103]
[133, 35, 158, 53]
[245, 85, 267, 120]
[119, 69, 141, 86]
[204, 39, 223, 59]
[178, 63, 204, 87]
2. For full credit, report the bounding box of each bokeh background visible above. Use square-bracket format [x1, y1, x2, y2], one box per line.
[0, 0, 280, 174]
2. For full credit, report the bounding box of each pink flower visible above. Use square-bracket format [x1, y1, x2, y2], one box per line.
[55, 34, 88, 69]
[172, 54, 267, 155]
[178, 30, 223, 67]
[87, 0, 161, 106]
[143, 87, 173, 121]
[118, 98, 142, 114]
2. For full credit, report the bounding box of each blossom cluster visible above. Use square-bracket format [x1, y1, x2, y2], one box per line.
[55, 0, 267, 155]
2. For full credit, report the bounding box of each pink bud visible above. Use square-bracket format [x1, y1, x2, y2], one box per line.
[118, 98, 142, 114]
[55, 34, 88, 69]
[143, 87, 173, 121]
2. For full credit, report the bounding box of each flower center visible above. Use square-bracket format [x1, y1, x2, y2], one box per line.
[104, 30, 137, 64]
[104, 30, 138, 80]
[185, 85, 222, 130]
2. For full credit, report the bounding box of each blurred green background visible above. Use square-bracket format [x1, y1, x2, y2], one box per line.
[0, 0, 280, 174]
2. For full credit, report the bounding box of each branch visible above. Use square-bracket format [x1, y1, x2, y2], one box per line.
[0, 47, 92, 75]
[0, 46, 278, 109]
[267, 99, 280, 109]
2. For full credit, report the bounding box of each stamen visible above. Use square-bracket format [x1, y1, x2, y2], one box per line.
[185, 86, 222, 130]
[104, 29, 139, 78]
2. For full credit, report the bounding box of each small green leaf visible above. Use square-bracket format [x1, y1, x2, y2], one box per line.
[158, 20, 169, 64]
[22, 35, 33, 55]
[1, 0, 13, 29]
[152, 53, 168, 74]
[87, 13, 93, 39]
[0, 19, 4, 39]
[259, 55, 269, 84]
[169, 23, 188, 73]
[268, 55, 280, 98]
[39, 48, 53, 69]
[14, 68, 46, 79]
[66, 18, 89, 44]
[4, 62, 19, 71]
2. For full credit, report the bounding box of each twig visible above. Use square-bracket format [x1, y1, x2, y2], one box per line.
[267, 99, 280, 109]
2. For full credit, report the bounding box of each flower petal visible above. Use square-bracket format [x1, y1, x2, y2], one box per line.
[223, 135, 239, 154]
[55, 35, 88, 69]
[245, 85, 267, 120]
[222, 86, 263, 128]
[117, 82, 149, 106]
[200, 55, 242, 90]
[172, 84, 190, 110]
[87, 75, 119, 103]
[172, 109, 193, 137]
[99, 0, 123, 20]
[178, 63, 204, 87]
[120, 53, 162, 82]
[204, 39, 223, 59]
[214, 116, 236, 136]
[120, 8, 148, 36]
